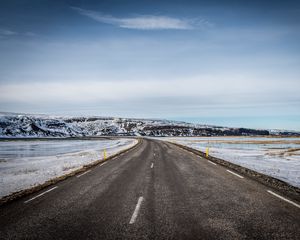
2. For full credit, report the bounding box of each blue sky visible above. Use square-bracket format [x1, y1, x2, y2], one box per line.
[0, 0, 299, 130]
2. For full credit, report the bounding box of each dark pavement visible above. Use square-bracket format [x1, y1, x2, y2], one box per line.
[1, 138, 299, 239]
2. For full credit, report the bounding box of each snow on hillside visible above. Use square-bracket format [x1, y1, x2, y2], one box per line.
[0, 138, 138, 198]
[0, 113, 83, 137]
[162, 137, 300, 188]
[0, 113, 290, 138]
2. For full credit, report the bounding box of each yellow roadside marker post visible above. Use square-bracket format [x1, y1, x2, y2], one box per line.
[206, 147, 209, 157]
[104, 149, 107, 160]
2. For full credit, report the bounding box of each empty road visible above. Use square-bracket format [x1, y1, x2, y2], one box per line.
[1, 138, 300, 239]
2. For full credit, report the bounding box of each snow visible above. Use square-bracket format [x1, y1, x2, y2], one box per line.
[0, 113, 211, 137]
[0, 138, 138, 198]
[3, 112, 295, 138]
[160, 137, 300, 188]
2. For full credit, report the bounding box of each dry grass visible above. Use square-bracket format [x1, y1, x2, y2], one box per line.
[62, 165, 76, 171]
[186, 139, 300, 145]
[266, 148, 300, 158]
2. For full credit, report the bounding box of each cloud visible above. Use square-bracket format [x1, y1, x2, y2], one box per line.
[0, 29, 17, 36]
[0, 74, 298, 105]
[71, 7, 201, 30]
[0, 29, 37, 39]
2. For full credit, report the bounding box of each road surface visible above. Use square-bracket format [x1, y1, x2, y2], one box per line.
[1, 138, 299, 239]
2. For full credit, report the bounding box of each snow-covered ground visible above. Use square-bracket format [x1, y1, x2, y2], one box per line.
[0, 138, 137, 198]
[160, 137, 300, 188]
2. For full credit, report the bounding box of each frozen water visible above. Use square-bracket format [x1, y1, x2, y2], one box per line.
[0, 138, 137, 198]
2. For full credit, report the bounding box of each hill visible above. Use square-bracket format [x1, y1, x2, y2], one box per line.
[0, 113, 298, 138]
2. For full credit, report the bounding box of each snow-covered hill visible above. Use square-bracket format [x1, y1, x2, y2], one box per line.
[0, 113, 298, 138]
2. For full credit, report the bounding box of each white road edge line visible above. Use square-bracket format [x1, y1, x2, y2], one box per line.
[129, 196, 144, 224]
[208, 160, 216, 166]
[267, 190, 300, 209]
[100, 162, 107, 166]
[24, 186, 58, 204]
[77, 169, 91, 178]
[151, 163, 154, 168]
[226, 170, 244, 179]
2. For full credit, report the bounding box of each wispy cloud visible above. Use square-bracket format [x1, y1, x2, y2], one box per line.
[0, 28, 37, 39]
[0, 28, 17, 36]
[71, 7, 205, 30]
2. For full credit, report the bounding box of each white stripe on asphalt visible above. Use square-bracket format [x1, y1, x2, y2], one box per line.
[100, 162, 107, 166]
[129, 196, 144, 224]
[77, 170, 91, 178]
[151, 163, 154, 168]
[208, 160, 216, 166]
[226, 170, 244, 179]
[267, 190, 300, 209]
[24, 186, 58, 203]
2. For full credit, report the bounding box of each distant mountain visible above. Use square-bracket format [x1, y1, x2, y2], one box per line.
[0, 113, 299, 138]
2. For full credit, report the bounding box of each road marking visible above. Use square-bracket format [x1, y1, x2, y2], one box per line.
[77, 170, 91, 178]
[151, 163, 154, 168]
[129, 196, 144, 224]
[208, 160, 216, 166]
[24, 186, 58, 203]
[267, 190, 300, 209]
[100, 162, 107, 166]
[226, 170, 244, 179]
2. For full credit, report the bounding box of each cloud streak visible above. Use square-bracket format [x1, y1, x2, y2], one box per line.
[0, 28, 37, 39]
[71, 7, 200, 30]
[0, 29, 17, 38]
[0, 29, 17, 36]
[0, 75, 298, 104]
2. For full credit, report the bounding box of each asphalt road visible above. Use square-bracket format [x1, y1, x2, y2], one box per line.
[1, 138, 300, 240]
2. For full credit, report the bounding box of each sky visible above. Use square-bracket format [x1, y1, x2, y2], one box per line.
[0, 0, 299, 130]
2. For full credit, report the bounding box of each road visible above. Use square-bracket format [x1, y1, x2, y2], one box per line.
[1, 138, 299, 239]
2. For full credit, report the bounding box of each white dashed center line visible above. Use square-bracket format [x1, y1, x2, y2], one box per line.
[151, 163, 154, 168]
[267, 190, 300, 209]
[129, 196, 144, 224]
[226, 170, 244, 179]
[24, 186, 58, 204]
[77, 170, 91, 178]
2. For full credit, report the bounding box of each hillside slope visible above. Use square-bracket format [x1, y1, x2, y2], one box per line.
[0, 113, 298, 137]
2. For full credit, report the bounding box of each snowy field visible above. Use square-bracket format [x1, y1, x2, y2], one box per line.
[0, 138, 138, 198]
[161, 137, 300, 188]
